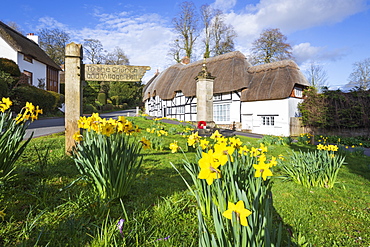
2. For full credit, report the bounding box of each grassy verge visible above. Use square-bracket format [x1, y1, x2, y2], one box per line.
[0, 117, 369, 246]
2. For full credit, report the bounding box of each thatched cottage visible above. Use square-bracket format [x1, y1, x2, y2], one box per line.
[0, 21, 60, 92]
[143, 51, 309, 136]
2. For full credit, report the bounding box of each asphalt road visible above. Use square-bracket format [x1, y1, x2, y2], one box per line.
[25, 109, 137, 139]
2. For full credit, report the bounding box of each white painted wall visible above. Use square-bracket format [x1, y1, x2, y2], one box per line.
[0, 38, 18, 62]
[17, 53, 47, 87]
[144, 93, 304, 136]
[241, 99, 290, 136]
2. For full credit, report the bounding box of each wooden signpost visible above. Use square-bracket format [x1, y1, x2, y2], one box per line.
[64, 42, 150, 153]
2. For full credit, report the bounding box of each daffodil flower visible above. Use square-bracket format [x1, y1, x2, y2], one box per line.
[198, 150, 222, 185]
[253, 160, 273, 180]
[222, 200, 252, 226]
[140, 137, 151, 149]
[169, 141, 179, 153]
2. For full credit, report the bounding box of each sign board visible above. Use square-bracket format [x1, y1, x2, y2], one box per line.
[83, 64, 151, 82]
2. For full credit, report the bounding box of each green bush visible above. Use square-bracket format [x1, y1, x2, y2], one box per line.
[97, 93, 107, 105]
[0, 75, 9, 98]
[47, 90, 65, 110]
[11, 85, 57, 113]
[0, 58, 21, 77]
[0, 70, 17, 93]
[83, 103, 98, 114]
[102, 103, 113, 111]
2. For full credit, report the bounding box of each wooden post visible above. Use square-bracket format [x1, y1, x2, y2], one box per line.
[65, 42, 83, 153]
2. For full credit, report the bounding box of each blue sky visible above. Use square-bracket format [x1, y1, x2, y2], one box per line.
[1, 0, 369, 89]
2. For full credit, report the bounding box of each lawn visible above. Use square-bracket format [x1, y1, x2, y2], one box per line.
[0, 116, 369, 246]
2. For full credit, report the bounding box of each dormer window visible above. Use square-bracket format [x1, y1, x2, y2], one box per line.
[293, 86, 303, 98]
[24, 55, 33, 63]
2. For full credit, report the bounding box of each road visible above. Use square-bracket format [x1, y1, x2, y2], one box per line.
[25, 109, 137, 139]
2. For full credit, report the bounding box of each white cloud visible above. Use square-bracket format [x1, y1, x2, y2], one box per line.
[36, 16, 69, 30]
[226, 0, 367, 43]
[212, 0, 237, 11]
[70, 12, 175, 82]
[292, 42, 349, 65]
[292, 42, 324, 64]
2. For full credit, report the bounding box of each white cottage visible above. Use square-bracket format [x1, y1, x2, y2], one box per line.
[143, 51, 309, 136]
[0, 21, 60, 92]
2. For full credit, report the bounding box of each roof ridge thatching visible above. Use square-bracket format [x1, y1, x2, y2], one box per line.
[247, 60, 299, 73]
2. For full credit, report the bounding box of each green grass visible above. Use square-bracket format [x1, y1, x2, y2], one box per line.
[0, 117, 369, 246]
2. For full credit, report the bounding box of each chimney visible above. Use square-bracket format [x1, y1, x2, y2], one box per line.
[181, 56, 190, 65]
[27, 33, 39, 45]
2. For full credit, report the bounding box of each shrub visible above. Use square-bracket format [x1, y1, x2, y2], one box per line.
[11, 85, 57, 113]
[83, 104, 98, 114]
[72, 114, 143, 200]
[173, 133, 281, 246]
[0, 58, 21, 77]
[97, 92, 107, 105]
[102, 103, 113, 111]
[282, 145, 345, 188]
[47, 90, 65, 110]
[0, 70, 17, 93]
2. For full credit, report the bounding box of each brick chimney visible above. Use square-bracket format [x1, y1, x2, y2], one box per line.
[181, 56, 190, 65]
[27, 33, 39, 45]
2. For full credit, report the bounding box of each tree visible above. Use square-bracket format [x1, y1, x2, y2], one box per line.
[210, 10, 236, 56]
[347, 58, 370, 90]
[38, 28, 70, 66]
[168, 39, 182, 63]
[305, 62, 328, 92]
[83, 39, 105, 64]
[104, 47, 130, 65]
[200, 4, 213, 58]
[172, 1, 199, 61]
[7, 21, 22, 33]
[249, 28, 293, 65]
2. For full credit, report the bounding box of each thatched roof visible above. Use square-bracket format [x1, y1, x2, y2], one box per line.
[241, 59, 309, 101]
[143, 51, 309, 102]
[0, 21, 61, 70]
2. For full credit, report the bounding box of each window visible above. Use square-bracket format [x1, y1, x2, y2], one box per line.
[178, 106, 185, 114]
[23, 55, 33, 63]
[191, 105, 197, 113]
[214, 94, 221, 100]
[294, 87, 303, 98]
[214, 104, 230, 122]
[261, 116, 275, 126]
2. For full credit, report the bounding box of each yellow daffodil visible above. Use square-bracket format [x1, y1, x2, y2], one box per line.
[198, 150, 222, 185]
[222, 200, 252, 226]
[210, 130, 222, 140]
[73, 132, 83, 142]
[316, 144, 325, 150]
[258, 143, 268, 153]
[187, 132, 200, 147]
[140, 137, 151, 150]
[253, 160, 273, 181]
[238, 145, 249, 156]
[199, 139, 210, 149]
[249, 146, 260, 157]
[269, 156, 278, 167]
[169, 141, 179, 153]
[214, 143, 234, 164]
[228, 137, 243, 149]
